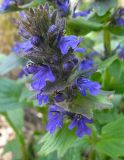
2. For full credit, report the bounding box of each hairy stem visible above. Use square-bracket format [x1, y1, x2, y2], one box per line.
[103, 29, 111, 59]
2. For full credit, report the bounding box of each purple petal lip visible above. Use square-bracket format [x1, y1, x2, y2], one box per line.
[116, 18, 124, 26]
[77, 78, 101, 96]
[78, 59, 94, 71]
[36, 92, 49, 106]
[58, 35, 83, 55]
[31, 65, 55, 90]
[68, 114, 92, 138]
[73, 9, 91, 18]
[46, 105, 65, 134]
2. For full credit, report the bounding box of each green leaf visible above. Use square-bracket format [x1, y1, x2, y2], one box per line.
[0, 79, 27, 112]
[109, 26, 124, 36]
[68, 92, 113, 118]
[101, 60, 124, 93]
[98, 55, 117, 72]
[40, 152, 58, 160]
[38, 125, 77, 158]
[4, 138, 22, 160]
[89, 12, 111, 24]
[94, 110, 120, 125]
[96, 117, 124, 158]
[108, 59, 121, 78]
[7, 107, 24, 130]
[92, 0, 117, 16]
[63, 148, 82, 160]
[67, 18, 103, 35]
[91, 72, 102, 83]
[0, 53, 25, 75]
[19, 87, 33, 102]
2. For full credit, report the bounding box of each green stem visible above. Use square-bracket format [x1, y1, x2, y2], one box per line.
[103, 29, 111, 59]
[87, 126, 100, 160]
[88, 147, 96, 160]
[3, 113, 29, 160]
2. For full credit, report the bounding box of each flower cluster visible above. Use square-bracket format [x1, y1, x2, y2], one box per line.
[46, 105, 92, 138]
[16, 4, 101, 138]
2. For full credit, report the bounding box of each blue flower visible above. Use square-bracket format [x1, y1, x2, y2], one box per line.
[46, 105, 65, 134]
[20, 41, 33, 52]
[48, 25, 58, 33]
[68, 114, 92, 138]
[30, 35, 41, 46]
[73, 9, 91, 18]
[78, 59, 94, 71]
[17, 63, 40, 77]
[116, 17, 124, 26]
[87, 51, 99, 58]
[54, 93, 65, 102]
[56, 0, 70, 16]
[63, 61, 74, 72]
[31, 65, 55, 90]
[12, 42, 22, 53]
[115, 9, 124, 26]
[119, 8, 124, 15]
[18, 70, 26, 78]
[72, 2, 91, 18]
[36, 92, 49, 106]
[20, 11, 25, 18]
[0, 0, 10, 10]
[58, 35, 82, 55]
[77, 78, 100, 96]
[118, 47, 124, 60]
[13, 41, 33, 53]
[18, 24, 30, 38]
[74, 47, 86, 53]
[24, 64, 39, 75]
[72, 58, 78, 64]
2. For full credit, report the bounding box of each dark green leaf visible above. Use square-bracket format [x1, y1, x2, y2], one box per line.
[109, 26, 124, 36]
[91, 72, 102, 83]
[67, 18, 103, 35]
[89, 12, 111, 24]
